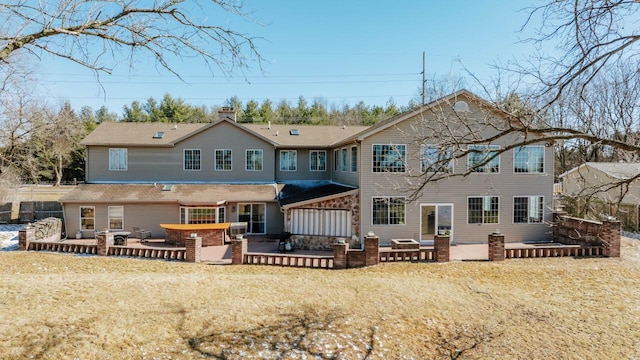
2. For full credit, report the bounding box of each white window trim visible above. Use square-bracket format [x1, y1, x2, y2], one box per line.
[79, 206, 95, 231]
[334, 149, 340, 171]
[180, 206, 225, 224]
[350, 146, 358, 173]
[466, 195, 500, 225]
[183, 149, 202, 171]
[108, 148, 127, 171]
[513, 145, 545, 174]
[280, 150, 297, 172]
[371, 144, 407, 174]
[108, 206, 124, 231]
[341, 148, 347, 172]
[245, 149, 264, 171]
[214, 149, 232, 171]
[467, 145, 500, 174]
[371, 196, 406, 226]
[309, 150, 327, 172]
[512, 195, 545, 224]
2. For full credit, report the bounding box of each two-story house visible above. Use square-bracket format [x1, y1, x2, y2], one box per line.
[61, 90, 554, 246]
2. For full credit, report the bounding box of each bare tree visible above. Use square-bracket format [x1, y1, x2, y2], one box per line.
[0, 0, 263, 78]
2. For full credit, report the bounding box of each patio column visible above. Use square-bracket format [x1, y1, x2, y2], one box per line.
[434, 235, 450, 263]
[364, 234, 379, 267]
[18, 224, 35, 251]
[231, 236, 247, 265]
[602, 218, 621, 257]
[185, 236, 202, 263]
[96, 231, 114, 256]
[333, 241, 348, 269]
[488, 232, 505, 261]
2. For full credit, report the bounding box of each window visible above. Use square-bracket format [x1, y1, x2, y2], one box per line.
[180, 207, 225, 224]
[514, 196, 544, 223]
[372, 144, 406, 173]
[109, 148, 127, 171]
[468, 196, 499, 224]
[80, 206, 95, 230]
[108, 206, 124, 231]
[246, 149, 263, 171]
[310, 150, 326, 171]
[341, 148, 347, 171]
[214, 149, 232, 171]
[372, 196, 405, 225]
[334, 149, 340, 171]
[280, 150, 297, 171]
[421, 145, 452, 172]
[183, 149, 201, 171]
[350, 146, 358, 172]
[468, 145, 500, 173]
[514, 146, 544, 173]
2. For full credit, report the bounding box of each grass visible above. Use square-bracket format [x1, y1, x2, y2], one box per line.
[1, 239, 639, 359]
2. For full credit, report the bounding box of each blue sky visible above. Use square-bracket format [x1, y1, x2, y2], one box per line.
[35, 1, 539, 113]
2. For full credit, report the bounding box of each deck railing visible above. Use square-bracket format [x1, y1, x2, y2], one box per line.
[28, 241, 97, 255]
[505, 245, 604, 259]
[379, 248, 436, 263]
[243, 252, 334, 269]
[108, 246, 186, 260]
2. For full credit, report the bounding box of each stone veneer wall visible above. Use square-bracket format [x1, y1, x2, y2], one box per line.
[285, 191, 360, 251]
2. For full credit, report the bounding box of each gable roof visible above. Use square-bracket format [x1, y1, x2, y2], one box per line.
[560, 162, 640, 180]
[81, 119, 367, 148]
[333, 89, 518, 146]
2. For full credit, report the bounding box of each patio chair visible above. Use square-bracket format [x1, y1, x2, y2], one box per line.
[132, 226, 152, 242]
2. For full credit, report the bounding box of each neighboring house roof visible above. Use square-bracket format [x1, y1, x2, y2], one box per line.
[60, 183, 284, 205]
[279, 182, 358, 207]
[560, 162, 640, 180]
[81, 119, 367, 148]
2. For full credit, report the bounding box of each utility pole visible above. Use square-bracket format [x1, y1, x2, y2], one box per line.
[421, 51, 426, 106]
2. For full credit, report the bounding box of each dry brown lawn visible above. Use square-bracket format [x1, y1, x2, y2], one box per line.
[1, 238, 639, 359]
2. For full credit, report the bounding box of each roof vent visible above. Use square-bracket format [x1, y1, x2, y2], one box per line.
[161, 184, 174, 191]
[289, 129, 299, 136]
[153, 131, 165, 139]
[454, 100, 469, 112]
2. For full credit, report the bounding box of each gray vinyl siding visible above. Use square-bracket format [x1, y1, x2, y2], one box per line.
[275, 149, 331, 182]
[331, 145, 359, 187]
[85, 122, 275, 183]
[358, 106, 554, 244]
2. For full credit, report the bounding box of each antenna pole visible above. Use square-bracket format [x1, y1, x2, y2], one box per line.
[421, 51, 426, 106]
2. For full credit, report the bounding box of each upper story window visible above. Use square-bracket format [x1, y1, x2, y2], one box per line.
[372, 196, 406, 225]
[214, 149, 232, 171]
[280, 150, 297, 171]
[467, 145, 500, 173]
[421, 145, 452, 173]
[468, 196, 499, 224]
[514, 146, 544, 173]
[180, 207, 225, 224]
[350, 146, 358, 172]
[246, 149, 263, 171]
[372, 144, 406, 173]
[109, 148, 127, 171]
[310, 150, 326, 171]
[334, 149, 339, 171]
[514, 196, 544, 223]
[183, 149, 201, 171]
[341, 148, 347, 172]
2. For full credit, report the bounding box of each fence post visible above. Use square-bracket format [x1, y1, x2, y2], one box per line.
[185, 236, 202, 263]
[364, 234, 380, 267]
[434, 235, 450, 263]
[602, 218, 621, 257]
[488, 232, 505, 261]
[18, 224, 35, 251]
[231, 236, 247, 265]
[333, 240, 349, 269]
[96, 231, 113, 256]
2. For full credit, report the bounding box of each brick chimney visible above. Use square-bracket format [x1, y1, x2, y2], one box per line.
[218, 107, 236, 122]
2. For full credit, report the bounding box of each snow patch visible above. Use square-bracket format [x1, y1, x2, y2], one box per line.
[0, 224, 23, 251]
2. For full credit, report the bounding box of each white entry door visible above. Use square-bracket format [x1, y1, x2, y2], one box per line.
[420, 204, 453, 242]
